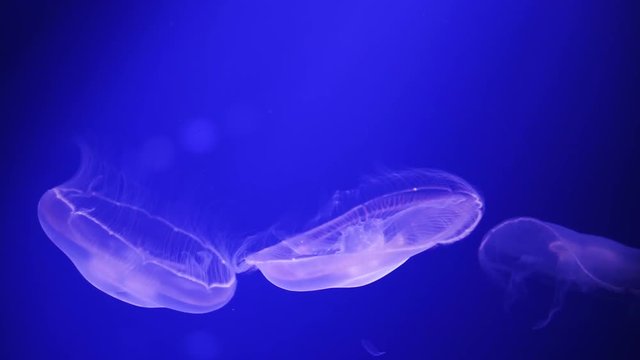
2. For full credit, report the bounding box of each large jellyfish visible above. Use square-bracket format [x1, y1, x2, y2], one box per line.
[479, 217, 640, 327]
[38, 165, 483, 313]
[243, 169, 483, 291]
[38, 186, 237, 314]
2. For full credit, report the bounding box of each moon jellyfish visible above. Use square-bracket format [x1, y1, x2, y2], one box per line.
[243, 169, 483, 292]
[479, 217, 640, 328]
[39, 159, 482, 313]
[38, 184, 236, 314]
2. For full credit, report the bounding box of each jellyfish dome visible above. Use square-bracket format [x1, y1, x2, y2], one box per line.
[244, 169, 484, 292]
[38, 186, 237, 314]
[479, 217, 640, 294]
[479, 217, 640, 328]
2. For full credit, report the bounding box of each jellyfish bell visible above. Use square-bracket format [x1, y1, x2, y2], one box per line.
[37, 148, 238, 314]
[244, 169, 484, 291]
[479, 217, 640, 328]
[479, 217, 640, 294]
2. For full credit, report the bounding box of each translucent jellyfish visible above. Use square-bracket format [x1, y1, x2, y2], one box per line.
[38, 185, 236, 314]
[479, 217, 640, 327]
[243, 169, 484, 291]
[39, 158, 482, 313]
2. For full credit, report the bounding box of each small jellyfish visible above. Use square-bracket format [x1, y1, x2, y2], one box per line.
[361, 339, 386, 357]
[243, 169, 484, 291]
[38, 186, 236, 314]
[479, 217, 640, 327]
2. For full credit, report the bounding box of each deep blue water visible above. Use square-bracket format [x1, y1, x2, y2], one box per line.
[2, 1, 639, 359]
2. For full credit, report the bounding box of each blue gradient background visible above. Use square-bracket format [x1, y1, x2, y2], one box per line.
[1, 1, 639, 359]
